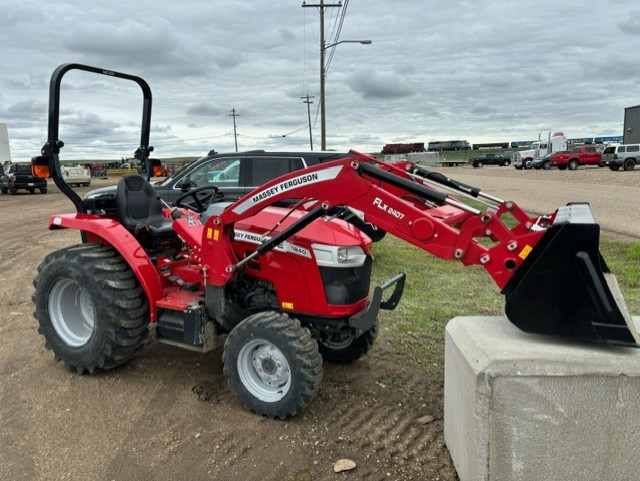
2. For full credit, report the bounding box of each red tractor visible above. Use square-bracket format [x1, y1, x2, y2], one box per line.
[31, 64, 638, 419]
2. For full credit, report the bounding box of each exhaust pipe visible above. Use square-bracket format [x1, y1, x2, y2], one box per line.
[502, 203, 639, 347]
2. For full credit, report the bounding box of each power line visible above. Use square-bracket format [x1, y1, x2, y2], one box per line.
[325, 0, 349, 73]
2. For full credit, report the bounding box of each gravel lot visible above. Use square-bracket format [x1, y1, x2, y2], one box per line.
[0, 165, 637, 481]
[437, 165, 640, 239]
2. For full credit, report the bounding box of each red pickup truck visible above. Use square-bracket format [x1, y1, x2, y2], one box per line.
[549, 145, 604, 170]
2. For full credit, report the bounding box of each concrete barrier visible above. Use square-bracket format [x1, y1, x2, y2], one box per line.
[444, 316, 640, 481]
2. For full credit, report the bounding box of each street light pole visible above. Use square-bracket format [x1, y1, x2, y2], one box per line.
[319, 39, 371, 150]
[302, 1, 371, 150]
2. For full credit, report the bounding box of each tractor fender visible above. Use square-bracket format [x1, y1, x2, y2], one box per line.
[48, 213, 163, 320]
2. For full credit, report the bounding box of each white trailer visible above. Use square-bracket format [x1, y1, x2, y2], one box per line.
[407, 151, 440, 166]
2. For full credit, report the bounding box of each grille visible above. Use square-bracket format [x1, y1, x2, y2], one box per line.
[319, 256, 372, 305]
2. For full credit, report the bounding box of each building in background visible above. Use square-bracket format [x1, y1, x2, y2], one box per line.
[0, 123, 11, 167]
[624, 105, 640, 144]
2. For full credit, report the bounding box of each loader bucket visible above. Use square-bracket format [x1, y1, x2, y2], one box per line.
[502, 203, 639, 347]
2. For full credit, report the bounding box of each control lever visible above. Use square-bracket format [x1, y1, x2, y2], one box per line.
[157, 196, 185, 219]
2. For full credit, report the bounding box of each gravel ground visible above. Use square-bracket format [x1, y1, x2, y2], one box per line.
[432, 165, 640, 239]
[0, 166, 637, 481]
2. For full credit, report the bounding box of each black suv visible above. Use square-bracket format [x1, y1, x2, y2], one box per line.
[84, 150, 385, 240]
[84, 150, 356, 208]
[1, 163, 48, 194]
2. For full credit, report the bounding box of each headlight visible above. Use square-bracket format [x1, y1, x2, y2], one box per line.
[312, 244, 367, 267]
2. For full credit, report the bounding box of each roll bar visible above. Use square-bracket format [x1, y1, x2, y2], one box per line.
[35, 63, 154, 213]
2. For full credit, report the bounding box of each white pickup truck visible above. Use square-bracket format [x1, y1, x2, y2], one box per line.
[61, 164, 91, 186]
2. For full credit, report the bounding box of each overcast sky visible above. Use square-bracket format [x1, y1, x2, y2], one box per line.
[1, 0, 640, 161]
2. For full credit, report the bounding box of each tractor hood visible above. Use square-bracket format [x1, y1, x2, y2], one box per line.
[234, 206, 372, 254]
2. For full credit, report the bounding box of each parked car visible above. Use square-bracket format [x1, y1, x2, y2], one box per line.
[84, 149, 385, 241]
[1, 162, 47, 194]
[549, 145, 604, 170]
[531, 153, 553, 170]
[86, 150, 354, 206]
[602, 144, 640, 171]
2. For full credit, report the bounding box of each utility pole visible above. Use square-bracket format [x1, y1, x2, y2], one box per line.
[229, 108, 240, 152]
[301, 95, 315, 150]
[303, 0, 342, 151]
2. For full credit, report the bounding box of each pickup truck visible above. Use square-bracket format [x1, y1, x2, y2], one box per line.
[61, 164, 92, 186]
[1, 162, 47, 194]
[468, 153, 512, 167]
[549, 145, 604, 170]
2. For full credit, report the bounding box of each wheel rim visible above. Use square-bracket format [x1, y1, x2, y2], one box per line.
[48, 278, 95, 347]
[237, 339, 291, 402]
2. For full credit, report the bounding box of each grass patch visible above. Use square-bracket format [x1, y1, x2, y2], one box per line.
[371, 233, 640, 374]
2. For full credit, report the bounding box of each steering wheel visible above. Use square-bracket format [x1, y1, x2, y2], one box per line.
[175, 185, 220, 213]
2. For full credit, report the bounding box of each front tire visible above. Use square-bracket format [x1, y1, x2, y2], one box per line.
[568, 159, 579, 170]
[223, 312, 323, 419]
[32, 244, 149, 373]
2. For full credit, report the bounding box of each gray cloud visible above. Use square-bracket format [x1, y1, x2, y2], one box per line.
[618, 11, 640, 35]
[347, 69, 415, 99]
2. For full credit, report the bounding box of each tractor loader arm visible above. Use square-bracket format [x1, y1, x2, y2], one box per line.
[204, 150, 638, 347]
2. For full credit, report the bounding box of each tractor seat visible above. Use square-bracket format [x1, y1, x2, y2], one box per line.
[116, 174, 176, 246]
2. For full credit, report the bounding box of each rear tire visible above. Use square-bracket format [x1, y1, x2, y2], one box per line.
[623, 159, 635, 171]
[610, 164, 621, 171]
[32, 244, 149, 373]
[223, 311, 323, 419]
[542, 161, 550, 170]
[318, 319, 378, 364]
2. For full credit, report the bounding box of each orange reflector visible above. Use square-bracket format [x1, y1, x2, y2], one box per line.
[32, 165, 50, 178]
[152, 166, 164, 177]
